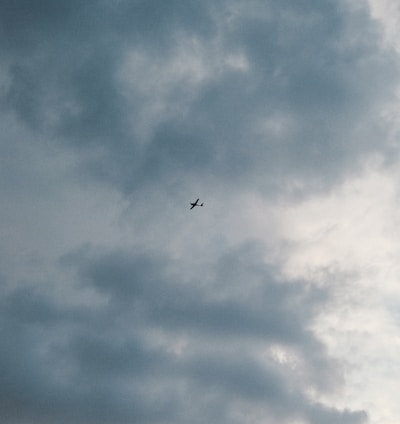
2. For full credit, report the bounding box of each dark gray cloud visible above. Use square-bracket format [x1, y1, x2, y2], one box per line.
[1, 0, 396, 423]
[0, 245, 367, 423]
[1, 0, 397, 197]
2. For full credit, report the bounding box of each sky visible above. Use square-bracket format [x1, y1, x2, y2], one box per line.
[1, 0, 400, 423]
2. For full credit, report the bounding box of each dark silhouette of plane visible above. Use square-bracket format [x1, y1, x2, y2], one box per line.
[190, 199, 204, 209]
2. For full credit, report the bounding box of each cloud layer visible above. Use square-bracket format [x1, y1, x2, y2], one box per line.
[2, 0, 397, 195]
[1, 0, 400, 423]
[1, 244, 367, 424]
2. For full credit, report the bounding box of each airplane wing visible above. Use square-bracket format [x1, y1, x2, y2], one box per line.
[190, 199, 199, 209]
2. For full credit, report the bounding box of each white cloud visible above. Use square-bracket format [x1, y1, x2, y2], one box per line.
[117, 34, 249, 142]
[366, 0, 400, 52]
[273, 157, 400, 423]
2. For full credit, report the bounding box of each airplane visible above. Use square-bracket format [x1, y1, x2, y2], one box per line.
[190, 198, 204, 209]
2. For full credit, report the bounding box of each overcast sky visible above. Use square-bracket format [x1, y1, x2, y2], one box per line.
[2, 1, 400, 423]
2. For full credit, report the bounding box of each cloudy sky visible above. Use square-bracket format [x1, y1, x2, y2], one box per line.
[2, 0, 400, 423]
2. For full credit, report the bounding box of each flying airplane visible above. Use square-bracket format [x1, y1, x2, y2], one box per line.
[190, 198, 204, 209]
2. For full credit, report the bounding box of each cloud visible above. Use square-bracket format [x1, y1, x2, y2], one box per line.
[1, 0, 398, 196]
[0, 244, 367, 424]
[1, 0, 399, 423]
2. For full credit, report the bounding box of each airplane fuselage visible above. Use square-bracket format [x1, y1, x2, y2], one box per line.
[190, 199, 204, 209]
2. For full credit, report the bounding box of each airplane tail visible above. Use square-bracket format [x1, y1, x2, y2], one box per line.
[201, 203, 204, 206]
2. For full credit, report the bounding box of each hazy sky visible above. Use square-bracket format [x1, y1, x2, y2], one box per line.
[2, 1, 400, 423]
